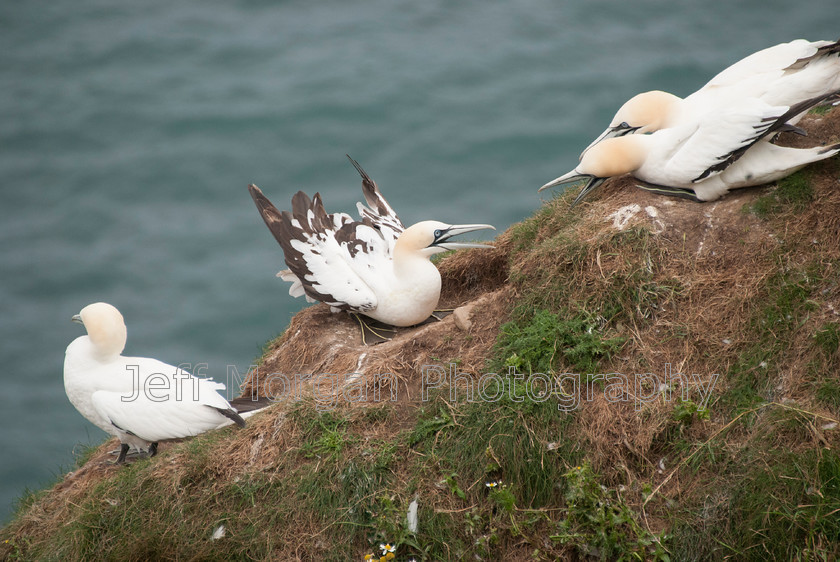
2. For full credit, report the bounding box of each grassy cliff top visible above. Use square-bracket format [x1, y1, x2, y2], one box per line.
[3, 107, 840, 561]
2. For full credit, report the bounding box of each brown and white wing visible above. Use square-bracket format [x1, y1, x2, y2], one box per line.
[346, 155, 404, 250]
[248, 185, 382, 312]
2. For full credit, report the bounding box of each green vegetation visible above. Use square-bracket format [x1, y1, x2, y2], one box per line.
[814, 322, 840, 359]
[552, 463, 669, 560]
[815, 380, 840, 410]
[494, 308, 625, 376]
[749, 169, 815, 217]
[667, 409, 840, 561]
[720, 264, 824, 414]
[297, 409, 351, 460]
[809, 103, 833, 116]
[672, 398, 710, 426]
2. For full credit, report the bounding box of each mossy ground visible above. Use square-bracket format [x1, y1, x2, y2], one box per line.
[3, 109, 840, 560]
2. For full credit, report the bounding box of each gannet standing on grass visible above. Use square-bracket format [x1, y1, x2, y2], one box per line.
[581, 38, 840, 157]
[540, 92, 840, 204]
[248, 156, 495, 344]
[64, 302, 250, 464]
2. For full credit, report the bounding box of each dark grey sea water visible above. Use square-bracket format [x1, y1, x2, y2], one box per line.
[1, 0, 836, 520]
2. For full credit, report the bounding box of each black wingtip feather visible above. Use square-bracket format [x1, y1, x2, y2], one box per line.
[346, 154, 367, 178]
[290, 191, 312, 225]
[248, 184, 288, 246]
[213, 407, 246, 428]
[346, 155, 393, 217]
[816, 38, 840, 57]
[229, 396, 274, 414]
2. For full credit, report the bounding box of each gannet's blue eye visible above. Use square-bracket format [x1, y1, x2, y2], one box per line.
[618, 121, 630, 129]
[434, 229, 442, 238]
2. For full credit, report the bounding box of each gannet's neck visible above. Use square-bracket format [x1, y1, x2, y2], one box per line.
[65, 336, 112, 375]
[392, 238, 439, 279]
[390, 221, 448, 287]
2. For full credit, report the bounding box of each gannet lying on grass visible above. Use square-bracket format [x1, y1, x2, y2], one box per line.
[248, 156, 495, 344]
[64, 302, 252, 463]
[582, 38, 840, 157]
[541, 93, 840, 204]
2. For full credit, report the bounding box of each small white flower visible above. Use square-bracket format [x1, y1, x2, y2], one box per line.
[211, 524, 226, 540]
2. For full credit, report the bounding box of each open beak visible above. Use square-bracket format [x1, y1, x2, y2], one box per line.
[538, 170, 606, 208]
[433, 224, 496, 250]
[71, 314, 83, 325]
[569, 176, 608, 207]
[579, 124, 641, 161]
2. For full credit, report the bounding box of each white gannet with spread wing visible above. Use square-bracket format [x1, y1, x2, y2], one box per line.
[64, 302, 250, 463]
[581, 38, 840, 156]
[541, 94, 840, 204]
[248, 156, 494, 343]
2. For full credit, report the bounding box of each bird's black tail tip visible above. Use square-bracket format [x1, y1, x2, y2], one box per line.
[229, 396, 274, 415]
[214, 407, 247, 428]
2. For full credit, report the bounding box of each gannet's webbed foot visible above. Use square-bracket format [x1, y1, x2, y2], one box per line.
[115, 443, 130, 464]
[415, 309, 455, 326]
[430, 309, 454, 321]
[351, 313, 397, 345]
[111, 443, 157, 464]
[352, 310, 455, 344]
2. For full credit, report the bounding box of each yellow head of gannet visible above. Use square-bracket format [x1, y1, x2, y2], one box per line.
[71, 302, 127, 361]
[580, 91, 681, 160]
[541, 136, 646, 206]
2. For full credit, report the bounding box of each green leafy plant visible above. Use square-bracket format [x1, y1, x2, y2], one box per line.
[495, 308, 625, 375]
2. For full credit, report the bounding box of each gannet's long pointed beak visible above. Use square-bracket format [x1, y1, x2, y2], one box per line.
[539, 170, 607, 207]
[71, 314, 83, 325]
[570, 176, 607, 208]
[538, 168, 588, 192]
[433, 224, 496, 250]
[579, 124, 641, 161]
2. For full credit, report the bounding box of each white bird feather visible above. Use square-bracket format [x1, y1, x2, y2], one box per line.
[64, 303, 246, 461]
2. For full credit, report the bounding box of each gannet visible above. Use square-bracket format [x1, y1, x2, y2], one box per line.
[64, 302, 249, 463]
[541, 94, 840, 204]
[248, 156, 495, 344]
[582, 38, 840, 157]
